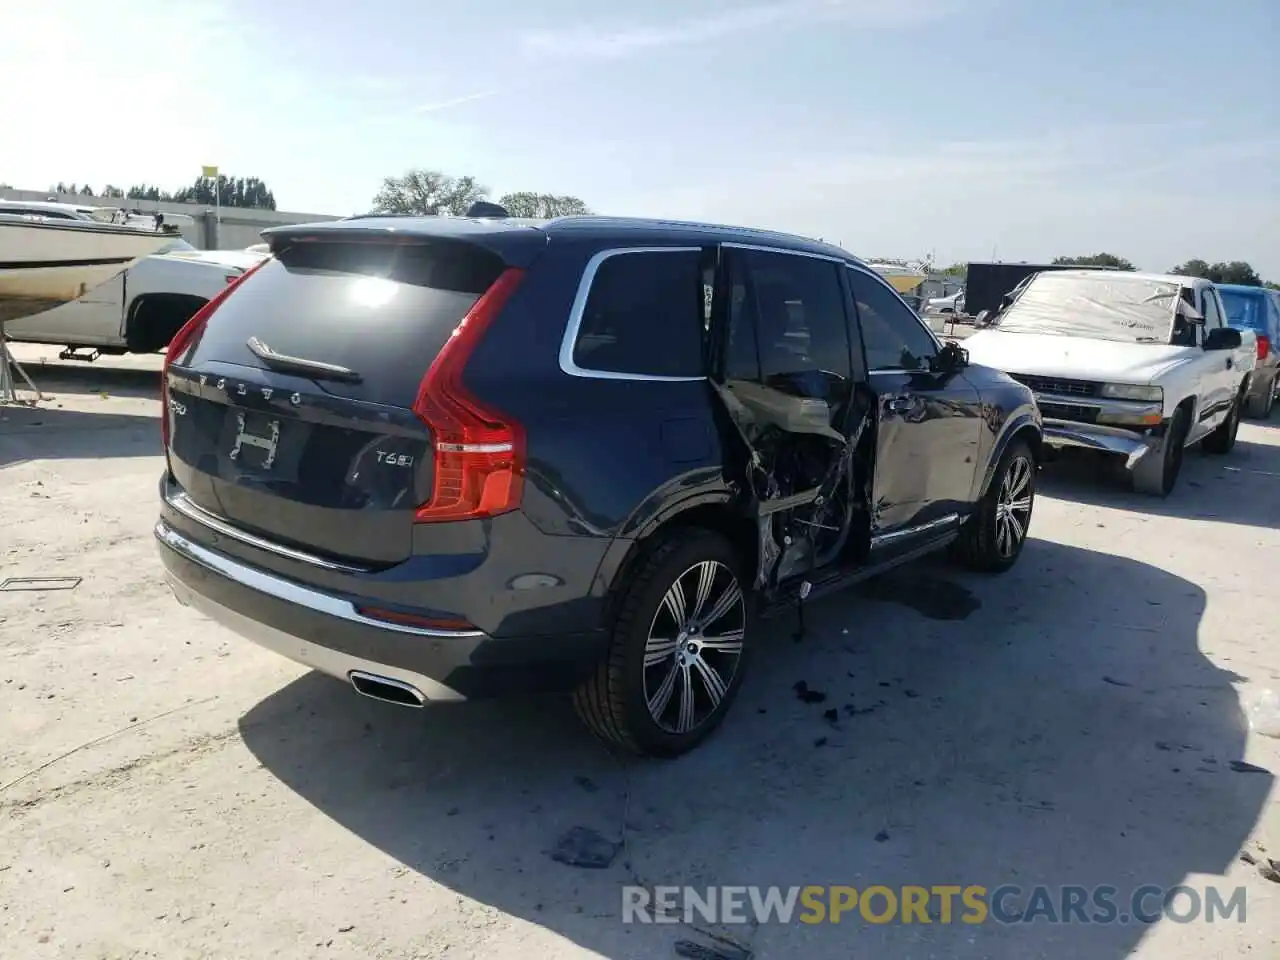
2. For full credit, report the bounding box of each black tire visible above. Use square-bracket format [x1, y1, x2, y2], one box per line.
[955, 439, 1036, 573]
[1202, 390, 1242, 455]
[1131, 407, 1189, 496]
[573, 529, 752, 758]
[1245, 373, 1276, 419]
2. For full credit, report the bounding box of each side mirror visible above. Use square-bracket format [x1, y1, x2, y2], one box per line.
[1204, 327, 1242, 351]
[931, 340, 969, 374]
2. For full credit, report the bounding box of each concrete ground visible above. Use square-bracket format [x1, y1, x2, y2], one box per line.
[2, 343, 1277, 960]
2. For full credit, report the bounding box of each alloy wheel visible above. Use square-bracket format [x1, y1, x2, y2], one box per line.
[994, 455, 1034, 559]
[642, 561, 746, 734]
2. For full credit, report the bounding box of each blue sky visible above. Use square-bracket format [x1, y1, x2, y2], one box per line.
[3, 0, 1277, 276]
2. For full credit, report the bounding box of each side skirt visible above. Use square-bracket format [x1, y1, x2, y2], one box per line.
[760, 530, 960, 619]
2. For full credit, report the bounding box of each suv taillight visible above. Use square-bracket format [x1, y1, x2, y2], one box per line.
[1258, 335, 1271, 362]
[161, 257, 272, 456]
[412, 268, 526, 523]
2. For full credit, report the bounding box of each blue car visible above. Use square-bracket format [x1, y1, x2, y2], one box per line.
[1217, 283, 1280, 418]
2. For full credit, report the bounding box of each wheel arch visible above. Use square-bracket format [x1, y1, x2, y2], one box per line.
[599, 494, 757, 626]
[125, 292, 209, 353]
[977, 412, 1042, 499]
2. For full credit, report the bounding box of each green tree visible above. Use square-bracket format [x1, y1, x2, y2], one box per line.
[1171, 260, 1262, 286]
[938, 261, 967, 278]
[126, 184, 170, 201]
[171, 174, 277, 210]
[371, 170, 487, 216]
[1266, 281, 1279, 291]
[101, 185, 125, 199]
[1052, 253, 1136, 271]
[497, 192, 592, 218]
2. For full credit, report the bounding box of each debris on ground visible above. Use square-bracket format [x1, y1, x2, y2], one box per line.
[813, 737, 828, 748]
[548, 826, 620, 869]
[875, 830, 890, 843]
[1245, 688, 1280, 738]
[793, 681, 826, 704]
[822, 708, 839, 725]
[1259, 859, 1280, 884]
[1102, 676, 1131, 687]
[573, 775, 600, 793]
[1227, 760, 1269, 775]
[674, 937, 752, 960]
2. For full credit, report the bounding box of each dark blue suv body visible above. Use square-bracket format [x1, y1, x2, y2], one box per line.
[156, 212, 1041, 756]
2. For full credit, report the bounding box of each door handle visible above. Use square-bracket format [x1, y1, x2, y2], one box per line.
[886, 396, 913, 413]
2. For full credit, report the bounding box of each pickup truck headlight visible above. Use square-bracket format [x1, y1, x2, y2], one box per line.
[1100, 383, 1163, 403]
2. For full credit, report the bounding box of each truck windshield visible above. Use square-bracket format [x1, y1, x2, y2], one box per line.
[995, 273, 1179, 344]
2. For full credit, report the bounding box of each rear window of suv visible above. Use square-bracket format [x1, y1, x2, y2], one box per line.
[570, 249, 705, 378]
[186, 238, 506, 408]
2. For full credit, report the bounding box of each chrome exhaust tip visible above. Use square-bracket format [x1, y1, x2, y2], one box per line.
[348, 670, 426, 708]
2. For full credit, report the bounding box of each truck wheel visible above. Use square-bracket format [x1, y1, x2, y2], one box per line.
[955, 439, 1036, 573]
[1131, 408, 1188, 496]
[573, 530, 751, 757]
[1202, 392, 1242, 455]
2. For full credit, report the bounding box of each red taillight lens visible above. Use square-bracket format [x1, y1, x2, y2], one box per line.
[412, 267, 525, 523]
[1258, 335, 1270, 361]
[161, 256, 272, 453]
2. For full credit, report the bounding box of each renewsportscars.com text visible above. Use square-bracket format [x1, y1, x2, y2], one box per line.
[622, 884, 1248, 926]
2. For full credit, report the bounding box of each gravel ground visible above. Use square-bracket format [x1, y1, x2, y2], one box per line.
[2, 343, 1277, 960]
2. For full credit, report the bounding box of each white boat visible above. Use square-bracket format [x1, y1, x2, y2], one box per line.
[0, 211, 174, 323]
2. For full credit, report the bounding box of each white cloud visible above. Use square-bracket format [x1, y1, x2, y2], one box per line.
[615, 127, 1280, 278]
[521, 0, 962, 60]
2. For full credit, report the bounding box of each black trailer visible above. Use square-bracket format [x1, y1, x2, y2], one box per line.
[963, 261, 1119, 317]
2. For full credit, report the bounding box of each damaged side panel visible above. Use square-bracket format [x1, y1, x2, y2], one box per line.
[710, 377, 872, 595]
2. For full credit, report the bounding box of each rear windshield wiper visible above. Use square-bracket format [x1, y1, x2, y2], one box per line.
[246, 336, 362, 383]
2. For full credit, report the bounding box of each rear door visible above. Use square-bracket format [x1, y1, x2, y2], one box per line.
[165, 237, 509, 567]
[846, 265, 982, 545]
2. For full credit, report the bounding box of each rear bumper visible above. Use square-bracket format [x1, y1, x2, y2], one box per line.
[1041, 418, 1159, 470]
[156, 519, 608, 700]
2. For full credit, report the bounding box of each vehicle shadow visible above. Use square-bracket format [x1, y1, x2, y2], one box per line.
[239, 540, 1269, 959]
[7, 356, 161, 401]
[1039, 438, 1280, 530]
[0, 404, 159, 467]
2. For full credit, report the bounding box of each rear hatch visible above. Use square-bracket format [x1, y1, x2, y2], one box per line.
[165, 231, 521, 567]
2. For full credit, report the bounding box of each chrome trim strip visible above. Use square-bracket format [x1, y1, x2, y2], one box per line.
[155, 520, 486, 638]
[165, 490, 370, 575]
[559, 246, 707, 382]
[870, 512, 961, 549]
[162, 558, 465, 702]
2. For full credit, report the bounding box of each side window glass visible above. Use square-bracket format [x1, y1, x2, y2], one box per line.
[724, 259, 761, 382]
[572, 250, 705, 377]
[847, 268, 938, 371]
[1200, 290, 1222, 330]
[736, 249, 850, 388]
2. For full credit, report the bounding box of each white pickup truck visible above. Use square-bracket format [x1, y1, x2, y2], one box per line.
[4, 239, 267, 358]
[962, 269, 1256, 496]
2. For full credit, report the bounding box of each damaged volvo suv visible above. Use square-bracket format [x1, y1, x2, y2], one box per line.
[155, 213, 1041, 757]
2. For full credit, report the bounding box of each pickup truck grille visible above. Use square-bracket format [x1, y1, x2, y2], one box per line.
[1009, 374, 1100, 398]
[1037, 401, 1099, 424]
